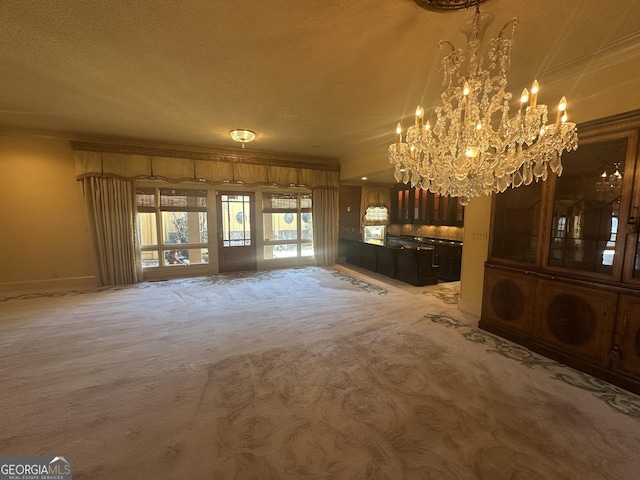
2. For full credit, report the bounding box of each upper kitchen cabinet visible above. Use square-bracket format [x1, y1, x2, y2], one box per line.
[390, 184, 464, 227]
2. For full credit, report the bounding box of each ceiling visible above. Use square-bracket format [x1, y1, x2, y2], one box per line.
[1, 0, 640, 185]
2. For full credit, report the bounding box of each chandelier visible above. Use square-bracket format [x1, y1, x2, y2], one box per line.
[388, 2, 578, 205]
[596, 163, 623, 201]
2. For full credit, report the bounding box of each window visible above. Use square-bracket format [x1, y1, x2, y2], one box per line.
[363, 206, 388, 245]
[262, 193, 313, 259]
[136, 187, 209, 268]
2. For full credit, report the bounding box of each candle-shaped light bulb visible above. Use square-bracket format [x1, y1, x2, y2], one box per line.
[520, 88, 529, 105]
[396, 122, 402, 143]
[555, 96, 568, 127]
[463, 82, 470, 96]
[559, 96, 567, 111]
[425, 120, 431, 131]
[410, 145, 415, 158]
[530, 80, 539, 108]
[415, 105, 421, 127]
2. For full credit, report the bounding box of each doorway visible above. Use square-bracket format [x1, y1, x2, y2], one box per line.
[216, 191, 257, 272]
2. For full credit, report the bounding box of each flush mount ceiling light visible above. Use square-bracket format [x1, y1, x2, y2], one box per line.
[388, 0, 578, 205]
[229, 129, 256, 148]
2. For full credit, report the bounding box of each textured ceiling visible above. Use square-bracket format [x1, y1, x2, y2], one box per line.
[1, 0, 640, 184]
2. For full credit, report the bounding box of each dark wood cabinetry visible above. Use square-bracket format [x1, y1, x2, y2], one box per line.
[480, 110, 640, 394]
[390, 185, 464, 226]
[615, 295, 640, 378]
[434, 242, 463, 281]
[340, 238, 438, 286]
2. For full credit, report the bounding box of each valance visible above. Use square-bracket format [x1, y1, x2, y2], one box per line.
[72, 141, 340, 189]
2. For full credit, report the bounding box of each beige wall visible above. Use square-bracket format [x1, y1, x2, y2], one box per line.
[458, 195, 492, 316]
[0, 135, 97, 292]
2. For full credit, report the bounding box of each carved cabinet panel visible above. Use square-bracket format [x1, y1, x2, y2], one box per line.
[614, 295, 640, 377]
[481, 267, 537, 338]
[533, 280, 617, 366]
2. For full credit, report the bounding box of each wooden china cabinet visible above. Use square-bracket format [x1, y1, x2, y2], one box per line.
[480, 110, 640, 394]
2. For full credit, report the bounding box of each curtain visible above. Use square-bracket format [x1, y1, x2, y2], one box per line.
[312, 187, 339, 266]
[83, 176, 140, 286]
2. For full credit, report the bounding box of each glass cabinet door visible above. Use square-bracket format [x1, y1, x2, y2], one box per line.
[548, 135, 634, 278]
[491, 181, 542, 264]
[623, 133, 640, 284]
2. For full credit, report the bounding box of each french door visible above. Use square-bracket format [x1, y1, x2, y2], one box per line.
[216, 191, 257, 272]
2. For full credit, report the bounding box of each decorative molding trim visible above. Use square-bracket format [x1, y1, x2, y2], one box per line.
[69, 141, 340, 172]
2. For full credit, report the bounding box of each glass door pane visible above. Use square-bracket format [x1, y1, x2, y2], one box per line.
[548, 136, 629, 276]
[217, 192, 256, 273]
[220, 194, 252, 246]
[491, 181, 542, 263]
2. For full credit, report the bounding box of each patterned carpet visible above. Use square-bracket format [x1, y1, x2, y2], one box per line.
[1, 266, 639, 479]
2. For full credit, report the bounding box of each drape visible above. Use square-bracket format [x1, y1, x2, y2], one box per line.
[83, 176, 140, 286]
[73, 142, 342, 278]
[312, 187, 339, 266]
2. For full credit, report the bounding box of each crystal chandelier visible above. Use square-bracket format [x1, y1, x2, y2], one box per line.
[596, 163, 623, 200]
[388, 2, 578, 205]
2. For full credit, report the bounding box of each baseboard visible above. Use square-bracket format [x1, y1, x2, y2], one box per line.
[0, 276, 98, 294]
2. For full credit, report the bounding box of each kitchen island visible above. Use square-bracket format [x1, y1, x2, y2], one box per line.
[339, 237, 440, 286]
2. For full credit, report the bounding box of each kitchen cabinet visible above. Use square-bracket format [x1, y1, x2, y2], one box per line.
[390, 185, 464, 226]
[340, 238, 438, 286]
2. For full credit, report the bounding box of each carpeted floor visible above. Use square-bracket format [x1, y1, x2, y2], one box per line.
[1, 265, 639, 479]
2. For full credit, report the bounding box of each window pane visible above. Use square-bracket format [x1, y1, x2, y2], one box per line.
[264, 212, 298, 241]
[141, 250, 159, 268]
[161, 211, 207, 245]
[264, 244, 298, 259]
[138, 212, 157, 246]
[301, 243, 314, 257]
[364, 225, 385, 245]
[165, 248, 209, 265]
[301, 212, 313, 240]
